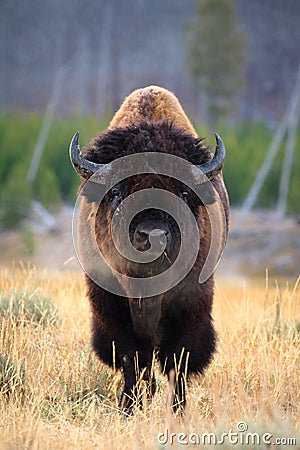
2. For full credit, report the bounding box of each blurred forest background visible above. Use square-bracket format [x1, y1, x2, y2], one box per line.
[0, 0, 299, 277]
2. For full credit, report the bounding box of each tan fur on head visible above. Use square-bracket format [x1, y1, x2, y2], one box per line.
[108, 86, 197, 137]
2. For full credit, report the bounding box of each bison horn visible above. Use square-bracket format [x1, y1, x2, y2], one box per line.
[70, 131, 225, 185]
[69, 131, 109, 184]
[192, 133, 226, 184]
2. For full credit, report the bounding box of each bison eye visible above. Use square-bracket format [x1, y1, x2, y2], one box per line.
[110, 186, 123, 206]
[180, 191, 190, 200]
[111, 187, 121, 197]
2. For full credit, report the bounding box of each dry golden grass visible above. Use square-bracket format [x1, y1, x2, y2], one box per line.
[0, 266, 299, 449]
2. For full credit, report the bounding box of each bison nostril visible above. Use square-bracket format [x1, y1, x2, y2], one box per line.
[135, 230, 149, 243]
[133, 227, 170, 251]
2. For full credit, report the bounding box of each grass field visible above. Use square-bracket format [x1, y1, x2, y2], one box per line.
[0, 266, 299, 449]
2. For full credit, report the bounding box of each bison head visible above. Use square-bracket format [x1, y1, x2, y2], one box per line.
[70, 121, 227, 299]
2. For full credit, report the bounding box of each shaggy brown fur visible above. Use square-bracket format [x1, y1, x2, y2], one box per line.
[108, 85, 197, 136]
[76, 86, 229, 414]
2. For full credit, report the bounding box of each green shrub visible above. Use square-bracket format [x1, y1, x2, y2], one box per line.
[0, 291, 59, 327]
[0, 110, 108, 229]
[0, 353, 25, 397]
[34, 167, 61, 212]
[42, 350, 118, 420]
[0, 163, 32, 229]
[0, 110, 299, 230]
[198, 123, 300, 214]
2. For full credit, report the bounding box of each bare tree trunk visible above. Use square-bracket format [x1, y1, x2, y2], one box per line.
[240, 62, 300, 218]
[276, 63, 300, 218]
[77, 33, 90, 115]
[110, 32, 121, 114]
[95, 0, 115, 118]
[240, 112, 288, 216]
[0, 23, 6, 110]
[27, 65, 66, 184]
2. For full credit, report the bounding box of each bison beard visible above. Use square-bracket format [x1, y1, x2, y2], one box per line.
[70, 86, 229, 414]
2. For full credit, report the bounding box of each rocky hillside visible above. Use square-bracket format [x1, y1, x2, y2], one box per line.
[219, 208, 300, 281]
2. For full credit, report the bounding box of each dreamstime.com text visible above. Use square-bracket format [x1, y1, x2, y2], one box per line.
[157, 422, 297, 446]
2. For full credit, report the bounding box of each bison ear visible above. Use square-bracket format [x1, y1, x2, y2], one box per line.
[78, 181, 107, 204]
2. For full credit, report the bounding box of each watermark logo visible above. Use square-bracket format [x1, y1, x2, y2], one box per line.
[72, 152, 227, 297]
[157, 422, 297, 446]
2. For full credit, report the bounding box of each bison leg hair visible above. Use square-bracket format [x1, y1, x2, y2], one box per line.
[91, 312, 157, 414]
[119, 354, 157, 414]
[119, 354, 137, 414]
[159, 318, 216, 413]
[164, 349, 188, 413]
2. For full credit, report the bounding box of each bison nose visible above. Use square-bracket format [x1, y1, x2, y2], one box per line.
[149, 229, 168, 246]
[133, 227, 169, 252]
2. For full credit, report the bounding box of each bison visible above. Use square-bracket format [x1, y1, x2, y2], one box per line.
[69, 86, 229, 414]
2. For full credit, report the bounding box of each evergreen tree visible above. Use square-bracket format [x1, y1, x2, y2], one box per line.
[187, 0, 245, 126]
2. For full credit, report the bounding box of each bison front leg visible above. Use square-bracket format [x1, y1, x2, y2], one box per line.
[143, 364, 157, 400]
[160, 347, 189, 414]
[168, 369, 187, 413]
[168, 367, 187, 414]
[119, 354, 157, 414]
[119, 355, 137, 414]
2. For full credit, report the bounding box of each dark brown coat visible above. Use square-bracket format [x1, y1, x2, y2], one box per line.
[76, 86, 229, 413]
